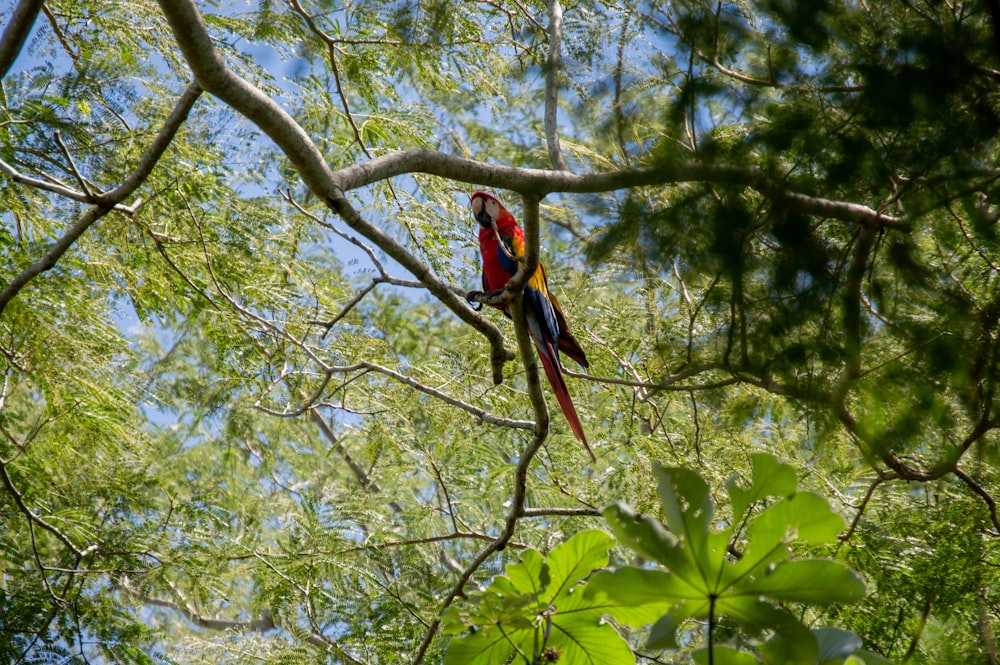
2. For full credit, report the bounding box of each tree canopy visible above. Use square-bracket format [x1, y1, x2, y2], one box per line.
[3, 0, 1000, 663]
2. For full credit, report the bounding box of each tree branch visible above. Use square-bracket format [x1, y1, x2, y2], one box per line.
[0, 457, 90, 559]
[332, 148, 907, 228]
[157, 0, 515, 383]
[0, 0, 43, 78]
[0, 81, 202, 317]
[411, 196, 553, 665]
[544, 0, 569, 171]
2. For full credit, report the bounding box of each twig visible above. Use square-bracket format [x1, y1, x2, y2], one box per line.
[52, 130, 94, 198]
[0, 458, 89, 558]
[0, 81, 202, 317]
[954, 466, 1000, 535]
[839, 476, 887, 542]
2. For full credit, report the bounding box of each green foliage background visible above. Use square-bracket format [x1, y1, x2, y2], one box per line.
[2, 0, 1000, 663]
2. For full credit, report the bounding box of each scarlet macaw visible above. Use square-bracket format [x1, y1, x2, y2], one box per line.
[470, 191, 594, 460]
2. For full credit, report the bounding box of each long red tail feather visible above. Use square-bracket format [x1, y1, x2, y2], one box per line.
[535, 343, 595, 461]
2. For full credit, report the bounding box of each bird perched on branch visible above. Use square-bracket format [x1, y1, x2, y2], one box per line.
[469, 191, 594, 461]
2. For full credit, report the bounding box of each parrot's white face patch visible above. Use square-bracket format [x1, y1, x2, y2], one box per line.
[472, 195, 501, 226]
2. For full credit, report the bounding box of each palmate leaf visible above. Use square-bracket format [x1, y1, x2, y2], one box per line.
[726, 453, 798, 524]
[444, 530, 632, 665]
[734, 560, 866, 606]
[602, 501, 708, 589]
[597, 454, 867, 661]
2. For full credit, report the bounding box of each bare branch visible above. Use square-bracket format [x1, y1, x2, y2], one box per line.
[954, 466, 1000, 535]
[286, 0, 374, 158]
[839, 476, 888, 542]
[0, 0, 43, 78]
[52, 130, 94, 197]
[360, 362, 535, 431]
[0, 158, 138, 211]
[544, 0, 569, 171]
[310, 410, 404, 514]
[521, 507, 601, 517]
[122, 577, 277, 633]
[332, 149, 907, 228]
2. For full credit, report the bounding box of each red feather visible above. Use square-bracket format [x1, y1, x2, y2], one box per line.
[471, 191, 594, 460]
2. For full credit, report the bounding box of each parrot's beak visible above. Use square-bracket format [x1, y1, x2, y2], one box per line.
[472, 195, 496, 229]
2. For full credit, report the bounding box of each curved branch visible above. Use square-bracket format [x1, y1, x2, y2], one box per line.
[333, 148, 907, 228]
[954, 466, 1000, 535]
[0, 81, 202, 318]
[157, 0, 514, 383]
[361, 362, 535, 431]
[411, 196, 553, 665]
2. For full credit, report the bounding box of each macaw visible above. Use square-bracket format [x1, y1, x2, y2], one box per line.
[470, 191, 594, 460]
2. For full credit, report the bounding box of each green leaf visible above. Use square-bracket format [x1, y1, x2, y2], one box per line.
[814, 627, 863, 664]
[602, 502, 703, 583]
[544, 618, 636, 665]
[708, 596, 821, 664]
[734, 492, 845, 579]
[544, 529, 615, 601]
[585, 568, 698, 626]
[654, 465, 729, 588]
[542, 587, 637, 664]
[655, 463, 714, 543]
[505, 549, 547, 597]
[646, 613, 680, 650]
[727, 453, 798, 524]
[442, 628, 518, 665]
[692, 645, 762, 665]
[735, 560, 866, 606]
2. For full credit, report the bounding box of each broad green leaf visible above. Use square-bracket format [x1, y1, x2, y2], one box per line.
[544, 529, 614, 601]
[692, 645, 762, 665]
[603, 502, 704, 585]
[646, 613, 680, 650]
[714, 596, 820, 663]
[505, 549, 547, 597]
[654, 465, 729, 586]
[738, 492, 845, 573]
[655, 463, 714, 543]
[735, 560, 866, 606]
[814, 627, 863, 664]
[509, 584, 635, 664]
[585, 567, 700, 625]
[442, 628, 518, 665]
[545, 619, 636, 665]
[727, 453, 798, 524]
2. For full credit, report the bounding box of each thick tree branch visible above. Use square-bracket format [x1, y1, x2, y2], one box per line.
[333, 148, 907, 228]
[0, 81, 202, 318]
[0, 0, 42, 78]
[544, 0, 569, 171]
[157, 0, 514, 383]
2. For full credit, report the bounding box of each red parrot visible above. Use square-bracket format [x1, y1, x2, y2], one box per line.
[470, 191, 594, 460]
